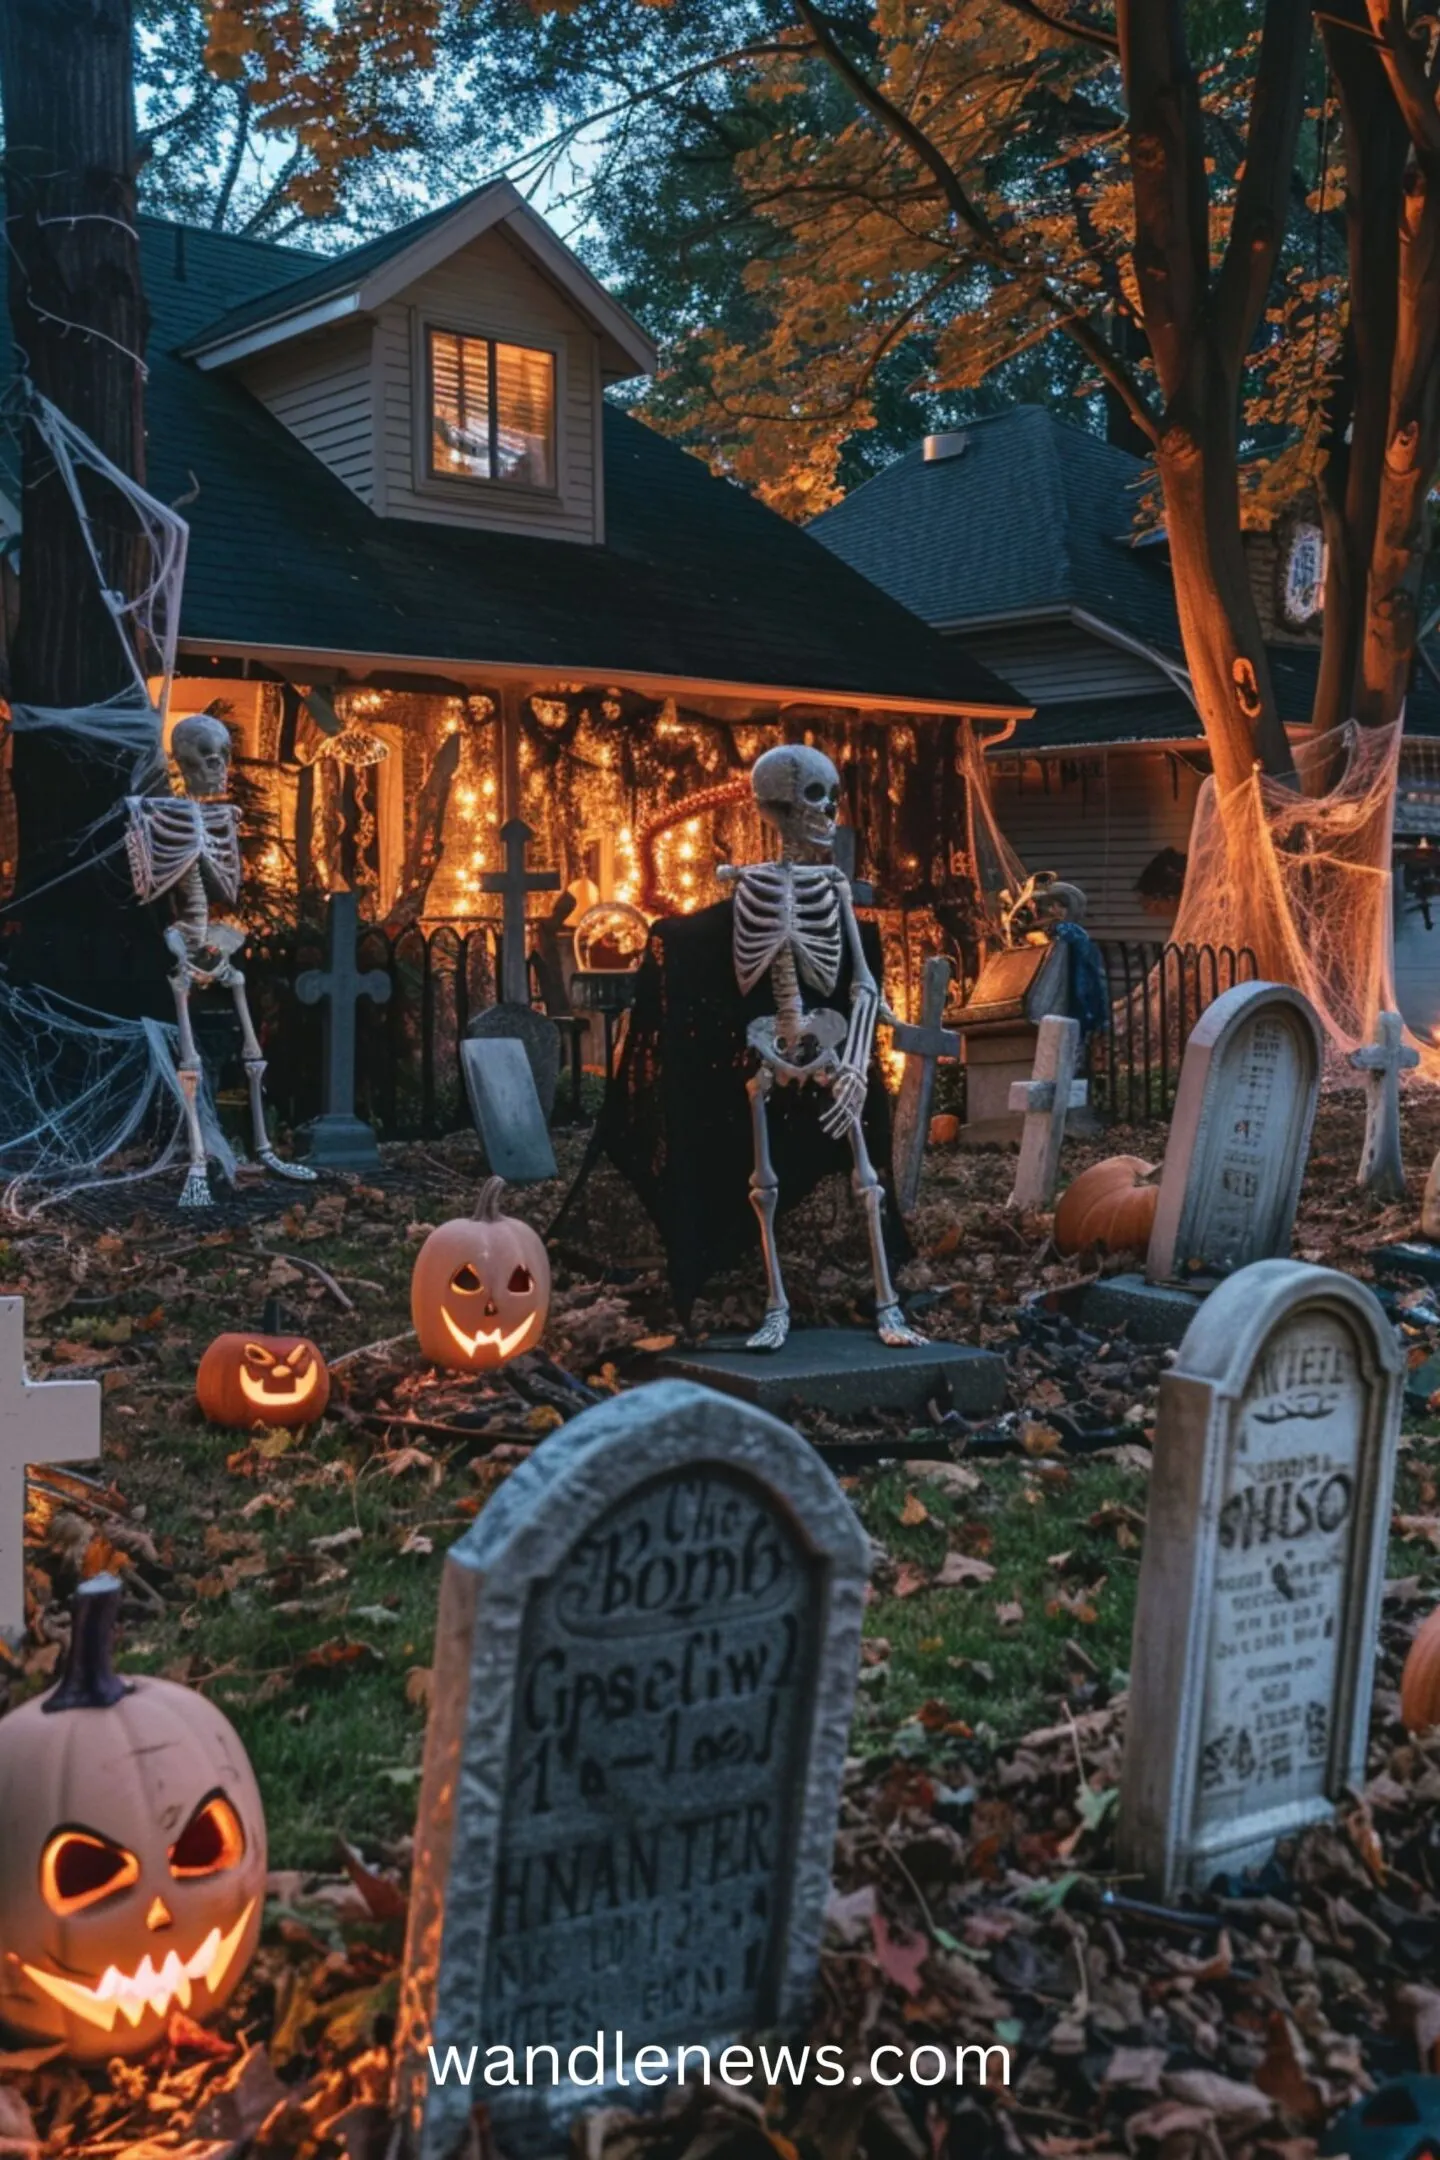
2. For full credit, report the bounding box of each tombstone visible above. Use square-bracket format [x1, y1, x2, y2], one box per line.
[1008, 1015, 1086, 1211]
[466, 1002, 561, 1123]
[890, 957, 958, 1213]
[294, 890, 392, 1169]
[459, 1037, 558, 1184]
[0, 1299, 102, 1645]
[1348, 1010, 1417, 1200]
[1117, 1261, 1402, 1899]
[481, 818, 562, 1008]
[393, 1380, 869, 2159]
[1146, 980, 1323, 1286]
[952, 939, 1070, 1140]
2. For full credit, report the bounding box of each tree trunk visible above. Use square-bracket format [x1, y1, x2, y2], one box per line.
[0, 0, 163, 1010]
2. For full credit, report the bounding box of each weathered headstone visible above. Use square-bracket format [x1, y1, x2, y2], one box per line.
[459, 1037, 558, 1183]
[1118, 1261, 1402, 1898]
[890, 955, 958, 1213]
[294, 890, 392, 1168]
[394, 1380, 868, 2158]
[0, 1299, 103, 1645]
[1348, 1010, 1417, 1199]
[465, 1001, 561, 1121]
[1008, 1014, 1086, 1211]
[1146, 981, 1323, 1285]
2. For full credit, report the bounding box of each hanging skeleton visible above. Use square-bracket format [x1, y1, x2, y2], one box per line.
[126, 715, 317, 1208]
[719, 746, 923, 1352]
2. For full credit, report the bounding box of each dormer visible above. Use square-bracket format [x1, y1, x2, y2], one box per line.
[182, 183, 657, 546]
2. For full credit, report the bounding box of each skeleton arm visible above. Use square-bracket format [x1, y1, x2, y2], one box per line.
[821, 873, 879, 1138]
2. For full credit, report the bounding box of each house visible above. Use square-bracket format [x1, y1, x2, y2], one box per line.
[810, 406, 1440, 1034]
[0, 184, 1028, 1024]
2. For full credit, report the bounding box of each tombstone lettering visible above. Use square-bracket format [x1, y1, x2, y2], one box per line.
[294, 890, 392, 1168]
[1117, 1261, 1402, 1898]
[481, 818, 562, 1008]
[0, 1299, 103, 1645]
[890, 955, 958, 1212]
[459, 1036, 558, 1183]
[1008, 1014, 1086, 1212]
[1348, 1010, 1418, 1200]
[394, 1380, 868, 2159]
[1146, 981, 1323, 1285]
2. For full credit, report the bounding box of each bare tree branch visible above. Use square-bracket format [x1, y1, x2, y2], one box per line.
[994, 0, 1120, 55]
[1214, 0, 1313, 370]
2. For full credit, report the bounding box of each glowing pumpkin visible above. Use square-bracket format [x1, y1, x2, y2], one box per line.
[1054, 1155, 1160, 1256]
[411, 1177, 550, 1371]
[0, 1575, 266, 2062]
[196, 1329, 329, 1429]
[1400, 1605, 1440, 1734]
[928, 1113, 961, 1147]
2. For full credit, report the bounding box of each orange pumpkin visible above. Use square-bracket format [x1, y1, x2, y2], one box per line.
[928, 1113, 961, 1147]
[196, 1328, 330, 1429]
[411, 1177, 551, 1372]
[1400, 1604, 1440, 1733]
[1054, 1155, 1160, 1256]
[0, 1576, 266, 2061]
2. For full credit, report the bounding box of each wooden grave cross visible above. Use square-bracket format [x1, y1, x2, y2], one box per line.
[295, 889, 392, 1167]
[890, 955, 959, 1212]
[1009, 1014, 1087, 1211]
[481, 819, 561, 1007]
[1348, 1009, 1418, 1200]
[0, 1298, 102, 1644]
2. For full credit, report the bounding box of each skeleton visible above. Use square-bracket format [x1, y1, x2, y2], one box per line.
[720, 745, 923, 1352]
[126, 715, 317, 1208]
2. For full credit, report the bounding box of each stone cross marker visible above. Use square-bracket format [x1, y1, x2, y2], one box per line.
[1008, 1014, 1087, 1211]
[295, 890, 392, 1169]
[459, 1036, 558, 1183]
[481, 819, 562, 1007]
[1147, 981, 1323, 1285]
[394, 1379, 868, 2160]
[0, 1299, 103, 1645]
[890, 955, 958, 1212]
[1348, 1010, 1417, 1200]
[1118, 1261, 1401, 1899]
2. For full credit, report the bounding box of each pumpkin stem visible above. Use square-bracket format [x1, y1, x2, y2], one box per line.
[474, 1176, 507, 1222]
[45, 1574, 133, 1714]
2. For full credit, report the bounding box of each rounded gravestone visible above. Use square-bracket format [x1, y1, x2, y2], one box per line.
[466, 1002, 561, 1121]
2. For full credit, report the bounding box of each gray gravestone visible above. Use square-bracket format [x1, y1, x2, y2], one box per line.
[1348, 1010, 1417, 1199]
[466, 1002, 561, 1122]
[481, 817, 562, 1007]
[1146, 981, 1323, 1285]
[393, 1380, 868, 2159]
[890, 956, 958, 1213]
[294, 890, 392, 1168]
[1117, 1261, 1402, 1899]
[1008, 1014, 1086, 1212]
[460, 1037, 558, 1183]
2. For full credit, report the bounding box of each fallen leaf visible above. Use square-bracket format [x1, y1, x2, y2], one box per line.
[898, 1491, 928, 1527]
[869, 1911, 928, 1996]
[933, 1551, 996, 1588]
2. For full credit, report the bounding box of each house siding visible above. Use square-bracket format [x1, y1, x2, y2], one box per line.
[241, 323, 376, 504]
[959, 620, 1167, 704]
[989, 747, 1205, 943]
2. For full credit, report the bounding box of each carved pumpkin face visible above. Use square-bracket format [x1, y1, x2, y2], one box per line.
[0, 1580, 267, 2061]
[196, 1332, 330, 1429]
[411, 1178, 550, 1372]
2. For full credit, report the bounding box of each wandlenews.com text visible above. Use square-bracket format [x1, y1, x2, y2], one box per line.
[427, 2034, 1011, 2091]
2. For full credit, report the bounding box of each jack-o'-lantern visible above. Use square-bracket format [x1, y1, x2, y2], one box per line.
[0, 1576, 266, 2061]
[1054, 1156, 1160, 1257]
[196, 1322, 329, 1429]
[411, 1177, 550, 1371]
[1400, 1604, 1440, 1734]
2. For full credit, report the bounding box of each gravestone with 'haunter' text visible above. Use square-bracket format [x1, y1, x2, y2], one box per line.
[393, 1380, 868, 2159]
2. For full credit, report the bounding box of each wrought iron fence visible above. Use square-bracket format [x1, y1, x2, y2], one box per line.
[1084, 939, 1259, 1122]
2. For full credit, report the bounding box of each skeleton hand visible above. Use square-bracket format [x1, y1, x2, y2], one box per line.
[822, 1065, 867, 1138]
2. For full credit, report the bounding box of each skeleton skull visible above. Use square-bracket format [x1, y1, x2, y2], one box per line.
[170, 716, 233, 802]
[751, 745, 841, 852]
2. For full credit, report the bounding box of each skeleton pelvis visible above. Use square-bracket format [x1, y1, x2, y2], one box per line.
[747, 1007, 846, 1082]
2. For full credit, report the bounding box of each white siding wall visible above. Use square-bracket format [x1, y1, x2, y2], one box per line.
[989, 748, 1204, 943]
[241, 323, 376, 504]
[961, 620, 1166, 704]
[374, 226, 600, 542]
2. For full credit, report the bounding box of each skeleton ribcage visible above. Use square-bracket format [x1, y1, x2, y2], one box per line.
[733, 864, 843, 997]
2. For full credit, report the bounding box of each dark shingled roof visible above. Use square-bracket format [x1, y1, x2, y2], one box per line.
[810, 407, 1183, 656]
[0, 215, 1024, 715]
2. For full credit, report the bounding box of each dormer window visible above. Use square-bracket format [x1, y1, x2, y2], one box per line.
[428, 329, 555, 489]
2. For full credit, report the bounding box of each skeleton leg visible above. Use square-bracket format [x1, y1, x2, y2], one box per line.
[848, 1118, 926, 1347]
[167, 960, 214, 1210]
[746, 1065, 790, 1352]
[228, 971, 317, 1184]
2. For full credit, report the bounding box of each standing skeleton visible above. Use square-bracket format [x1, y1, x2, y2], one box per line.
[720, 746, 922, 1352]
[126, 715, 317, 1208]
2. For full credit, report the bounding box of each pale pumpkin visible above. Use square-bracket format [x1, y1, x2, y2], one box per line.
[0, 1576, 266, 2061]
[411, 1177, 551, 1371]
[1054, 1156, 1160, 1257]
[196, 1328, 330, 1429]
[1400, 1604, 1440, 1734]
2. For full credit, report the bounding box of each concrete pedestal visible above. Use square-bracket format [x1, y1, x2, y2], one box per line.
[1062, 1272, 1205, 1346]
[960, 1025, 1036, 1143]
[654, 1329, 1006, 1418]
[304, 1113, 382, 1170]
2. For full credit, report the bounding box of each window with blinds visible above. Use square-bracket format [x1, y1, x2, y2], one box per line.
[428, 330, 555, 489]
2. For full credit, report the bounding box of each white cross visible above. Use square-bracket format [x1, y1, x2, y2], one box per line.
[1348, 1009, 1418, 1200]
[1008, 1014, 1087, 1211]
[0, 1299, 103, 1645]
